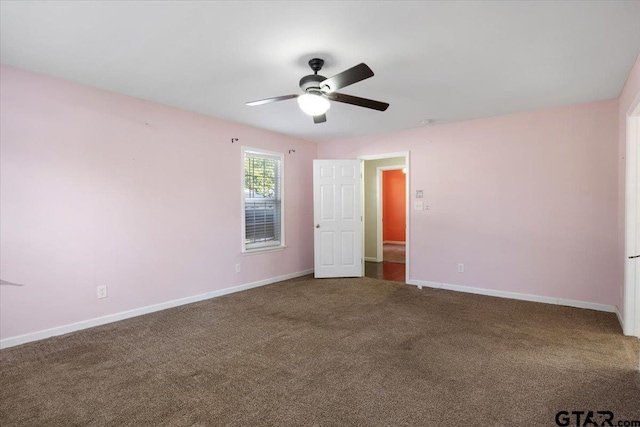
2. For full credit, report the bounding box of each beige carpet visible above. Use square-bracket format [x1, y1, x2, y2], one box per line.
[1, 275, 639, 426]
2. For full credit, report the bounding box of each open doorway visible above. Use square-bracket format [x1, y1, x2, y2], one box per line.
[359, 153, 409, 283]
[379, 167, 407, 264]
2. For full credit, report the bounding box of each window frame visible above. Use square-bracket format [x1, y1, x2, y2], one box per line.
[241, 146, 285, 254]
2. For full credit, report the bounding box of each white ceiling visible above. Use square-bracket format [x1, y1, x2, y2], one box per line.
[1, 1, 639, 142]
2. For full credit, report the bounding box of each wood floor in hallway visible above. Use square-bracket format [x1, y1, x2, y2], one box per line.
[364, 261, 406, 282]
[365, 243, 406, 282]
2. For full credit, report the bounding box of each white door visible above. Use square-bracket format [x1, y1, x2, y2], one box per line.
[633, 115, 640, 337]
[313, 160, 363, 278]
[626, 112, 640, 338]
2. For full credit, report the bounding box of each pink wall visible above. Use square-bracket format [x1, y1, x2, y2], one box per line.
[617, 54, 640, 320]
[319, 100, 619, 306]
[0, 65, 316, 340]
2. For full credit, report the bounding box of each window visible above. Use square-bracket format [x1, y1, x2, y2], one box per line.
[242, 147, 284, 252]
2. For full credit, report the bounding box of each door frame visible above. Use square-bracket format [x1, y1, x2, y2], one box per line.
[377, 166, 407, 262]
[358, 152, 410, 282]
[624, 94, 640, 337]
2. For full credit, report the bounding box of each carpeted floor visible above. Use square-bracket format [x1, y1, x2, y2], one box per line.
[1, 276, 639, 426]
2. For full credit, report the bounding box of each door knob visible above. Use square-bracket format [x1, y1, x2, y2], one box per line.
[315, 224, 320, 228]
[630, 255, 640, 259]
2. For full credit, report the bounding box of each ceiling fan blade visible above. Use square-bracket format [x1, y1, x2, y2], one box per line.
[320, 63, 374, 93]
[246, 94, 298, 106]
[326, 93, 389, 111]
[313, 114, 327, 124]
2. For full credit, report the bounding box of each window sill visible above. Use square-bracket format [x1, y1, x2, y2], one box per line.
[242, 245, 287, 256]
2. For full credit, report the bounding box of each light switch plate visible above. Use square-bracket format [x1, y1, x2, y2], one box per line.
[416, 190, 423, 198]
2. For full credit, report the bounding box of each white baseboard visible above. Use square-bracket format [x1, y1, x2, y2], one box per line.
[615, 306, 625, 332]
[383, 241, 406, 245]
[0, 269, 314, 349]
[406, 279, 616, 313]
[407, 279, 442, 290]
[364, 257, 380, 262]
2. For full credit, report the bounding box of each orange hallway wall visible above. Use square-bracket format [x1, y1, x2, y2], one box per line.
[382, 169, 406, 242]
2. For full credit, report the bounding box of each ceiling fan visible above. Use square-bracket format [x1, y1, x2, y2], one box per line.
[246, 58, 389, 124]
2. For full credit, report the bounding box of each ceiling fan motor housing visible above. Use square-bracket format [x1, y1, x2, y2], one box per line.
[299, 74, 326, 93]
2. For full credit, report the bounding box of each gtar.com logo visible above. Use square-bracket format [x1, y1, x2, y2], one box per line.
[555, 411, 640, 427]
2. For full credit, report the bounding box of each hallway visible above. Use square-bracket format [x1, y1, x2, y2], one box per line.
[365, 243, 406, 282]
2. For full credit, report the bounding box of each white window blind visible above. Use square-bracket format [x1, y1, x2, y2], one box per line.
[242, 148, 284, 252]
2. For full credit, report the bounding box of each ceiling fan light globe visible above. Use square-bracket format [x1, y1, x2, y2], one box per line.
[297, 94, 330, 116]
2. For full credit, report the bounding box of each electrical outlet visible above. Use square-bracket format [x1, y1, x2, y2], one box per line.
[457, 263, 464, 273]
[97, 285, 108, 299]
[235, 263, 241, 274]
